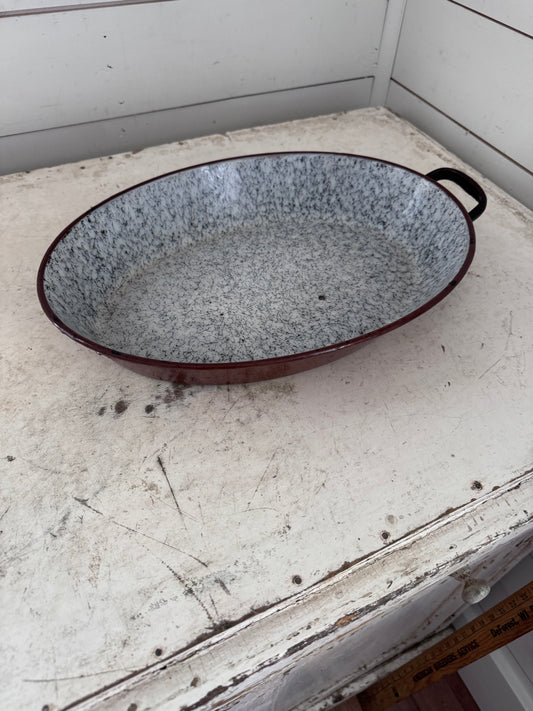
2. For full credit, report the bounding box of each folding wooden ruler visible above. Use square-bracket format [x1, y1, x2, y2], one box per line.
[358, 580, 533, 711]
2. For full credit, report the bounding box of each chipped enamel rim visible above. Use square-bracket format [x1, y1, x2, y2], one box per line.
[37, 152, 479, 384]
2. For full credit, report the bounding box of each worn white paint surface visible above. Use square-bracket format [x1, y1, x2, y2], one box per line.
[1, 109, 533, 711]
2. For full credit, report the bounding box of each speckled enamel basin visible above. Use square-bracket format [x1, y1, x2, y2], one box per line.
[37, 153, 486, 384]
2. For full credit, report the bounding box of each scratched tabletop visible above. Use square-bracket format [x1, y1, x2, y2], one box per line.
[1, 108, 532, 711]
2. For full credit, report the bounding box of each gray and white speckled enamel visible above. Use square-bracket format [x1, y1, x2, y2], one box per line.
[43, 154, 470, 363]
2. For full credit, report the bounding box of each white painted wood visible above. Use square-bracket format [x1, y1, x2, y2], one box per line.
[391, 0, 533, 171]
[451, 0, 533, 37]
[2, 109, 533, 711]
[304, 539, 533, 711]
[0, 78, 372, 175]
[386, 81, 533, 211]
[369, 0, 407, 106]
[0, 0, 385, 137]
[43, 489, 533, 711]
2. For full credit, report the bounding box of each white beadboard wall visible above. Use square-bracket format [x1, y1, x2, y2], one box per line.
[1, 0, 531, 212]
[386, 0, 533, 209]
[0, 0, 386, 174]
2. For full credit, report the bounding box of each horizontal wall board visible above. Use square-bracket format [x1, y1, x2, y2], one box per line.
[386, 81, 533, 210]
[0, 0, 385, 137]
[392, 0, 533, 171]
[0, 77, 372, 174]
[0, 1, 174, 14]
[449, 0, 533, 38]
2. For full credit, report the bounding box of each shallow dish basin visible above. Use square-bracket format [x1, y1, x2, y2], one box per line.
[37, 152, 486, 384]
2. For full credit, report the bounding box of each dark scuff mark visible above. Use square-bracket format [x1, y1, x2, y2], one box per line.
[209, 593, 219, 618]
[111, 520, 208, 567]
[73, 497, 103, 515]
[183, 685, 228, 710]
[114, 400, 128, 415]
[156, 456, 183, 517]
[216, 578, 231, 595]
[162, 562, 215, 626]
[97, 406, 106, 416]
[162, 382, 189, 404]
[320, 560, 355, 582]
[6, 455, 15, 462]
[471, 480, 483, 491]
[229, 671, 250, 686]
[145, 404, 154, 414]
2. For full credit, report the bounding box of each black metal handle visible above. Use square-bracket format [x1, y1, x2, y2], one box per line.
[426, 167, 487, 221]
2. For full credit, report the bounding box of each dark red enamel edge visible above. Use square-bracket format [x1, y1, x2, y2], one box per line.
[36, 152, 477, 384]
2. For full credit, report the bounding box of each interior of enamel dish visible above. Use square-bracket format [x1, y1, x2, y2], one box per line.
[41, 153, 470, 364]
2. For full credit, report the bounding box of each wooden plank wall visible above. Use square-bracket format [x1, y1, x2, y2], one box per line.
[0, 0, 385, 174]
[387, 0, 533, 209]
[1, 1, 531, 208]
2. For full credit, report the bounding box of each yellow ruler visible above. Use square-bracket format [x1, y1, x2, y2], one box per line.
[358, 580, 533, 711]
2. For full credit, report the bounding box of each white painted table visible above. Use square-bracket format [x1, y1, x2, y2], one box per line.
[1, 108, 532, 711]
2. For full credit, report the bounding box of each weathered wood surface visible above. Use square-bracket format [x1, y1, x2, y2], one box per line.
[1, 108, 532, 711]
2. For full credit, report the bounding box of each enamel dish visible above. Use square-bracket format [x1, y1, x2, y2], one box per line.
[37, 153, 486, 384]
